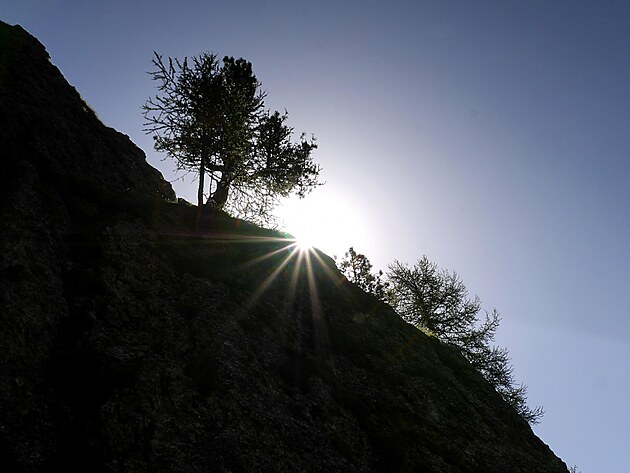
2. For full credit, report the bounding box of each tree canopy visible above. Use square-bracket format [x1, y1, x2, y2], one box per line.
[339, 248, 544, 425]
[387, 256, 544, 424]
[339, 247, 389, 301]
[142, 52, 320, 223]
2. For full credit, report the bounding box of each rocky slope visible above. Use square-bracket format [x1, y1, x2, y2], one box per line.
[0, 21, 568, 472]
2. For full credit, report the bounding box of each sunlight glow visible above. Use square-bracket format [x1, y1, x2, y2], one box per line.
[295, 236, 314, 252]
[275, 189, 373, 259]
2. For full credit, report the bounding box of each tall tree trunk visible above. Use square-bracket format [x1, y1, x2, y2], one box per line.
[211, 178, 229, 210]
[198, 155, 206, 208]
[196, 155, 206, 227]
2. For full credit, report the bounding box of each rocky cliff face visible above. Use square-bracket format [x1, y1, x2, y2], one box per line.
[0, 22, 568, 472]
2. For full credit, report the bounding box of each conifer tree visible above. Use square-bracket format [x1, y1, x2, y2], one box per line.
[388, 256, 544, 424]
[339, 247, 389, 301]
[143, 52, 320, 223]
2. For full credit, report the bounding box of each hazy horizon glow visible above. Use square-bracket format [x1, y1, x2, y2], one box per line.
[4, 2, 630, 471]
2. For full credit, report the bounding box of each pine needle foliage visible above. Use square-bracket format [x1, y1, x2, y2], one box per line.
[388, 256, 544, 424]
[339, 247, 390, 301]
[143, 52, 321, 224]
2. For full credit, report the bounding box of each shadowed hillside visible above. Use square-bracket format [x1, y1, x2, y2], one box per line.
[0, 21, 568, 472]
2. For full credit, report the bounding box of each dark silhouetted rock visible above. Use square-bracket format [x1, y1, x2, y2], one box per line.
[0, 21, 568, 473]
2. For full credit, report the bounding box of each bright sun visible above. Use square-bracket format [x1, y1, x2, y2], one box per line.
[294, 235, 315, 251]
[276, 190, 371, 258]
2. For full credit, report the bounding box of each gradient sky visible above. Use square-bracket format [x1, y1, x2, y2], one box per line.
[5, 1, 630, 471]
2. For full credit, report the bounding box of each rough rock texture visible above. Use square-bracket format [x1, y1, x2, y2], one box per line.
[0, 21, 568, 472]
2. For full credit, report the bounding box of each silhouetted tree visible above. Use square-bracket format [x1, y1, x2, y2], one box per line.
[339, 247, 389, 301]
[387, 256, 544, 424]
[143, 52, 320, 223]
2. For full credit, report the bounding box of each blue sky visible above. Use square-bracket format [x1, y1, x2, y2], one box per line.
[5, 1, 630, 471]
